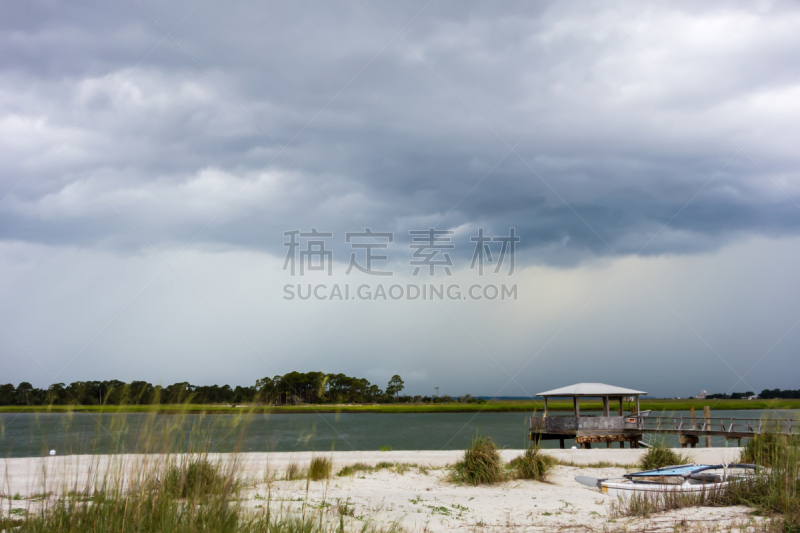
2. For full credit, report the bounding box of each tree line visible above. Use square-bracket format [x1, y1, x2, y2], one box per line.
[703, 389, 800, 400]
[757, 388, 800, 399]
[0, 372, 408, 406]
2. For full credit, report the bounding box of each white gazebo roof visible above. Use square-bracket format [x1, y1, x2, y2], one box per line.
[536, 383, 647, 397]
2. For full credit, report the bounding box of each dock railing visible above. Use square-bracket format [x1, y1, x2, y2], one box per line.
[531, 413, 798, 437]
[628, 415, 797, 436]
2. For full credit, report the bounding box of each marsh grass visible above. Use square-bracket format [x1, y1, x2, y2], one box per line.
[507, 446, 555, 481]
[637, 441, 693, 470]
[308, 456, 332, 481]
[448, 434, 505, 485]
[7, 398, 800, 415]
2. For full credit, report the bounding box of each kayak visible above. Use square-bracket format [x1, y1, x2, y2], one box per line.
[576, 463, 758, 498]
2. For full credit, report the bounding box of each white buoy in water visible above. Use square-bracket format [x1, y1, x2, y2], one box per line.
[49, 450, 56, 456]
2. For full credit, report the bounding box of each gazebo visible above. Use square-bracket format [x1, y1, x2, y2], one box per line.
[537, 383, 646, 417]
[530, 383, 648, 449]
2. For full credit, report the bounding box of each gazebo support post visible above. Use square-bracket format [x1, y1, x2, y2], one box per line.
[602, 396, 609, 417]
[618, 397, 623, 416]
[573, 396, 580, 417]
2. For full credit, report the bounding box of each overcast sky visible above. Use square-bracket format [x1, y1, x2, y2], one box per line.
[2, 0, 800, 398]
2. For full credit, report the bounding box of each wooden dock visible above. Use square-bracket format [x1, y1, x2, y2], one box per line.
[531, 383, 798, 449]
[530, 414, 798, 448]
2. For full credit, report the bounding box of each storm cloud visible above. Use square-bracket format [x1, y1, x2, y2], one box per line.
[2, 0, 800, 396]
[2, 0, 799, 263]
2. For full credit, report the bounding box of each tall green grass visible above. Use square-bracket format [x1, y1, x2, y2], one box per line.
[507, 446, 554, 481]
[740, 433, 798, 467]
[448, 434, 558, 485]
[1, 401, 408, 532]
[160, 456, 238, 498]
[612, 433, 800, 530]
[637, 441, 693, 471]
[730, 434, 800, 527]
[283, 460, 306, 481]
[448, 434, 504, 485]
[308, 456, 332, 481]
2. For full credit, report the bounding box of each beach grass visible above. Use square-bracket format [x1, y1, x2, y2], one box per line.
[610, 433, 800, 530]
[636, 441, 693, 470]
[336, 462, 424, 477]
[308, 456, 332, 481]
[160, 457, 238, 498]
[740, 432, 799, 467]
[283, 460, 306, 481]
[507, 446, 555, 481]
[448, 433, 505, 485]
[337, 462, 375, 476]
[0, 407, 409, 533]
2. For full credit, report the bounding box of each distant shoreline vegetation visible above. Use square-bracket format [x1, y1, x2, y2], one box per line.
[0, 377, 798, 413]
[703, 389, 800, 400]
[0, 372, 486, 408]
[1, 399, 800, 415]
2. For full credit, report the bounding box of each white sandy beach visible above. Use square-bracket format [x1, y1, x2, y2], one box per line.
[2, 448, 764, 532]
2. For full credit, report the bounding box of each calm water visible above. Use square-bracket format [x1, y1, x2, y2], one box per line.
[1, 409, 797, 458]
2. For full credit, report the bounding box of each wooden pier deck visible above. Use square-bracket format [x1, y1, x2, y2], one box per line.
[530, 414, 798, 448]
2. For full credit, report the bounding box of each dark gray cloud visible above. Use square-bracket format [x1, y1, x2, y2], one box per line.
[3, 0, 800, 267]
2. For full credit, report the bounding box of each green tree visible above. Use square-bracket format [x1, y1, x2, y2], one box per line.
[46, 383, 66, 405]
[386, 375, 404, 401]
[16, 382, 34, 405]
[0, 383, 15, 405]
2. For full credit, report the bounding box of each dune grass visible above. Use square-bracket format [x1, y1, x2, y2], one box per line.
[554, 460, 635, 468]
[448, 434, 505, 485]
[337, 462, 374, 477]
[160, 457, 238, 498]
[507, 446, 555, 481]
[283, 460, 306, 481]
[740, 432, 799, 467]
[611, 433, 800, 530]
[730, 434, 800, 526]
[636, 441, 693, 470]
[337, 462, 424, 477]
[308, 456, 333, 481]
[1, 405, 409, 532]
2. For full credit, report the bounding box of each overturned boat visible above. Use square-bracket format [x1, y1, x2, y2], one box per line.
[576, 463, 758, 498]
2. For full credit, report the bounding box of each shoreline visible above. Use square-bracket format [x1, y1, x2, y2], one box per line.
[2, 399, 799, 415]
